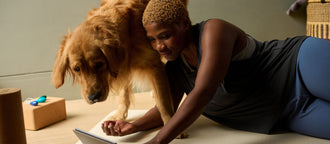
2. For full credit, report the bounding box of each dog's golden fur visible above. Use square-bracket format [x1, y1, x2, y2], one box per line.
[52, 0, 186, 125]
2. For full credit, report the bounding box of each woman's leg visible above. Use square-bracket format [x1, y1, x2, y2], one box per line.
[287, 37, 330, 139]
[297, 37, 330, 101]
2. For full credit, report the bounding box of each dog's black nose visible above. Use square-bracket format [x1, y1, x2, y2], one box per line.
[88, 92, 102, 103]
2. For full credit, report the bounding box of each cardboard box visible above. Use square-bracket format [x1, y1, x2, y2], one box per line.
[22, 97, 66, 130]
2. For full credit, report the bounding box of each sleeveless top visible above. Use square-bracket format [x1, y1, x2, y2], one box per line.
[165, 21, 308, 134]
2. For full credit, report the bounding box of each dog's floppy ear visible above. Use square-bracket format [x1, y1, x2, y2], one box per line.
[98, 27, 125, 78]
[52, 32, 71, 88]
[99, 44, 122, 78]
[91, 16, 126, 78]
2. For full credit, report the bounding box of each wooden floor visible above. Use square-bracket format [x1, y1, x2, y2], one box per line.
[25, 92, 155, 144]
[25, 91, 330, 144]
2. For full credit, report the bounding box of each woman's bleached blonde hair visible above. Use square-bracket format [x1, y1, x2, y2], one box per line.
[142, 0, 190, 26]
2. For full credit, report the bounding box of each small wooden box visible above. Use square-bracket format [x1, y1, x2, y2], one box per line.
[22, 97, 66, 130]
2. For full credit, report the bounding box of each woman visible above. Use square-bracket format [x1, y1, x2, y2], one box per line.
[102, 0, 330, 143]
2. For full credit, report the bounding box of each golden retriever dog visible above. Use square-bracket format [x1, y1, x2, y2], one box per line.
[52, 0, 187, 128]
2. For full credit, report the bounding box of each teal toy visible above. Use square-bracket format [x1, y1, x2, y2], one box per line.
[29, 95, 47, 106]
[35, 95, 47, 103]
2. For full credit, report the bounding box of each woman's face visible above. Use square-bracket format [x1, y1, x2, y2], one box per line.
[144, 22, 187, 61]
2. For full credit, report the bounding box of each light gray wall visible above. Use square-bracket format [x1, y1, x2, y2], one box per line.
[0, 0, 306, 101]
[0, 0, 102, 100]
[188, 0, 306, 41]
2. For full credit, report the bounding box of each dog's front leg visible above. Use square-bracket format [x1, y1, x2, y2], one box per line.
[148, 67, 174, 125]
[109, 85, 133, 121]
[149, 67, 188, 138]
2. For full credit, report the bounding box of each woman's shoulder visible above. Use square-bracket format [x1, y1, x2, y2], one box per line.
[200, 19, 247, 55]
[204, 18, 226, 23]
[193, 19, 227, 29]
[199, 18, 246, 41]
[203, 19, 241, 32]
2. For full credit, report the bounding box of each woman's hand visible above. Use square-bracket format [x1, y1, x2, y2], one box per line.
[101, 120, 137, 136]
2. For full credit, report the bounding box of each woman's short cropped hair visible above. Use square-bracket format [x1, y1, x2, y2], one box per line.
[142, 0, 190, 26]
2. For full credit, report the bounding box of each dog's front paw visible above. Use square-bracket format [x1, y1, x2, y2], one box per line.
[176, 132, 188, 139]
[107, 112, 127, 121]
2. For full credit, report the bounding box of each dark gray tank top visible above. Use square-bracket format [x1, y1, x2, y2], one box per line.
[165, 21, 308, 133]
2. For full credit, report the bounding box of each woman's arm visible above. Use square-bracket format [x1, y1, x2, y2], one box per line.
[101, 106, 162, 136]
[131, 61, 186, 132]
[102, 66, 185, 136]
[147, 19, 247, 144]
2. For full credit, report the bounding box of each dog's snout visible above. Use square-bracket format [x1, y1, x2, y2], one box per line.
[88, 92, 102, 103]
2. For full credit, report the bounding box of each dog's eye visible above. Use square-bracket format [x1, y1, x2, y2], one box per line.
[74, 66, 81, 72]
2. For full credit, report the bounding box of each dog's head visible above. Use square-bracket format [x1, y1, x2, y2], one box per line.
[52, 16, 126, 104]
